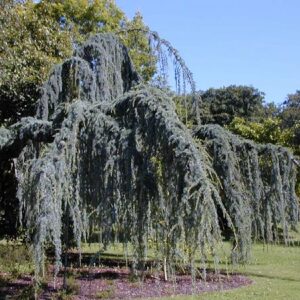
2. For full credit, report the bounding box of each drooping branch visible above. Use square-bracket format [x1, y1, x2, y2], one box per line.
[36, 33, 140, 121]
[194, 124, 299, 261]
[116, 28, 201, 124]
[0, 117, 54, 161]
[16, 86, 227, 277]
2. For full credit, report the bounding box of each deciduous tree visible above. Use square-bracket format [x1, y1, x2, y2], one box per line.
[0, 0, 156, 125]
[200, 85, 265, 126]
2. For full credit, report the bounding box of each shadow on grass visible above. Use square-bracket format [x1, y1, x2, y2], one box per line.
[244, 271, 300, 283]
[66, 251, 130, 268]
[0, 276, 33, 299]
[76, 269, 129, 281]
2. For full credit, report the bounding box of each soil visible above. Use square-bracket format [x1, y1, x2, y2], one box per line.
[0, 267, 252, 299]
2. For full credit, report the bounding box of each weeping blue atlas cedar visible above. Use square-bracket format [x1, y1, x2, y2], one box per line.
[0, 33, 298, 279]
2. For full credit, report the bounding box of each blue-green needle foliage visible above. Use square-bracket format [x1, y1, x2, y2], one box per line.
[0, 34, 298, 280]
[194, 125, 298, 263]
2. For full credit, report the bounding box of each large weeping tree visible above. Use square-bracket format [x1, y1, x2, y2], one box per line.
[0, 33, 298, 279]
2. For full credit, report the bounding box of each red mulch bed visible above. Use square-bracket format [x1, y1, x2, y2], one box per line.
[1, 267, 252, 299]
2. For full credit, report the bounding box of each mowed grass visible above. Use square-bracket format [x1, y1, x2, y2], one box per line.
[0, 241, 34, 276]
[1, 231, 300, 300]
[81, 231, 300, 300]
[152, 242, 300, 300]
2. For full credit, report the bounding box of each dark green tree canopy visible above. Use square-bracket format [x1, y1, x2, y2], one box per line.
[0, 34, 298, 280]
[200, 85, 265, 126]
[280, 91, 300, 158]
[281, 90, 300, 129]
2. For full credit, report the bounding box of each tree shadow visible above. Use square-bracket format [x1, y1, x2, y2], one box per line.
[0, 276, 32, 299]
[245, 271, 300, 283]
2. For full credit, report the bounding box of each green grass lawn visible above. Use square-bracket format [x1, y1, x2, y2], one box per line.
[80, 233, 300, 300]
[151, 242, 300, 300]
[1, 234, 300, 300]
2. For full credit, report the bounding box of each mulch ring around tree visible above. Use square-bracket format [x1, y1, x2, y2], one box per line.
[1, 267, 252, 299]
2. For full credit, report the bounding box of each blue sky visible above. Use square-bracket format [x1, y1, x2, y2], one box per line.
[116, 0, 300, 104]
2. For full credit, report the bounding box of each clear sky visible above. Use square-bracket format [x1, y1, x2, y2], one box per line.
[116, 0, 300, 104]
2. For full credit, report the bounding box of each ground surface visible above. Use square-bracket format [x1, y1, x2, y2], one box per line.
[0, 235, 300, 299]
[0, 267, 251, 299]
[157, 240, 300, 300]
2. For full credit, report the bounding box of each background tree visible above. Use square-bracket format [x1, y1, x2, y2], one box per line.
[227, 96, 300, 196]
[280, 90, 300, 129]
[200, 85, 265, 126]
[174, 85, 265, 127]
[226, 90, 300, 157]
[0, 0, 156, 125]
[0, 0, 72, 125]
[119, 12, 157, 82]
[261, 101, 280, 118]
[279, 91, 300, 157]
[227, 117, 293, 146]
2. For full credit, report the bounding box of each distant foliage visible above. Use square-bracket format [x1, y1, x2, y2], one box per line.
[173, 85, 265, 127]
[118, 12, 157, 82]
[280, 90, 300, 156]
[281, 90, 300, 129]
[227, 117, 293, 146]
[0, 0, 72, 125]
[200, 85, 265, 126]
[227, 100, 300, 198]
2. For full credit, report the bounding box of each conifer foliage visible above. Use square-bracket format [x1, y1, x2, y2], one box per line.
[0, 34, 298, 279]
[194, 125, 298, 262]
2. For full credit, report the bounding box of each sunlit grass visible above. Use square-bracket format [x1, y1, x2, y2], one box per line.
[0, 243, 34, 277]
[151, 229, 300, 300]
[1, 229, 299, 299]
[81, 230, 300, 300]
